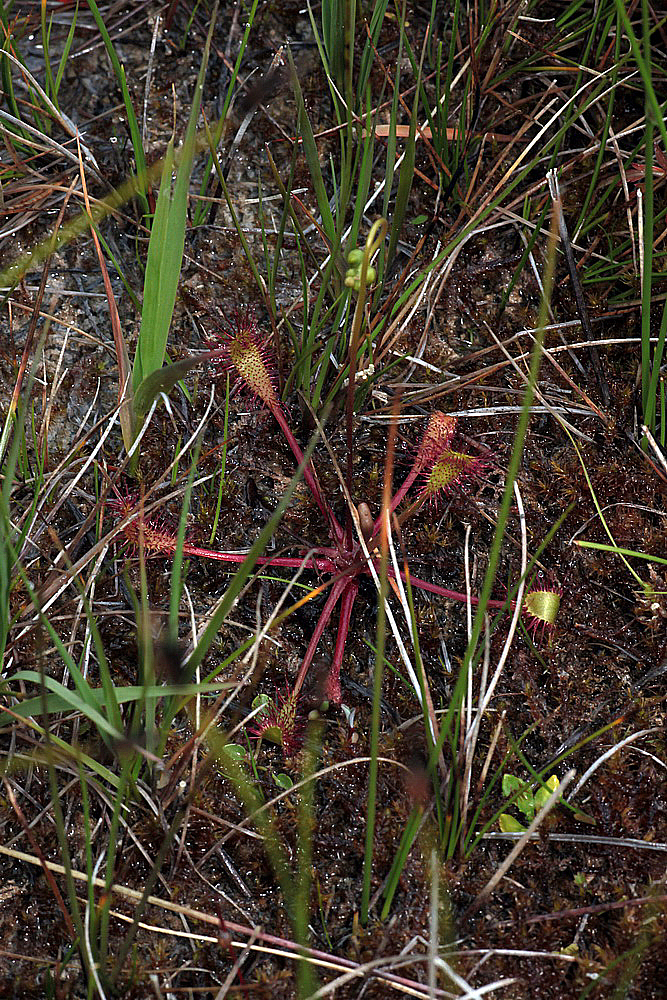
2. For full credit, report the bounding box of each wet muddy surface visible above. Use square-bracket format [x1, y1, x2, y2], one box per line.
[1, 2, 666, 998]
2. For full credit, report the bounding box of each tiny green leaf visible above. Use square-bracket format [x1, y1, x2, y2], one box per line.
[134, 351, 219, 420]
[260, 725, 285, 748]
[499, 813, 527, 833]
[252, 693, 272, 714]
[273, 772, 293, 790]
[516, 789, 535, 820]
[535, 774, 559, 810]
[502, 774, 524, 797]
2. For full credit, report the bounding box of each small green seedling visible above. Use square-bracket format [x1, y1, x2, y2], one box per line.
[498, 773, 560, 833]
[273, 772, 294, 790]
[225, 724, 293, 790]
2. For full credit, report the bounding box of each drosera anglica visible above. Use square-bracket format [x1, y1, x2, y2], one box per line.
[206, 306, 343, 542]
[109, 403, 562, 708]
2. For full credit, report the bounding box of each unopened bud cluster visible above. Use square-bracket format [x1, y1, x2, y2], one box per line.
[345, 248, 377, 291]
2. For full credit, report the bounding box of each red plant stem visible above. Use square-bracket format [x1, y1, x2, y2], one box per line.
[325, 580, 358, 703]
[387, 463, 421, 515]
[394, 569, 513, 612]
[270, 403, 344, 544]
[176, 542, 337, 574]
[370, 459, 424, 540]
[292, 576, 348, 698]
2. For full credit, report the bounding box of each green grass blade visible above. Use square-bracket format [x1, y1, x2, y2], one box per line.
[287, 49, 336, 246]
[614, 0, 667, 155]
[386, 25, 425, 268]
[358, 0, 390, 98]
[295, 728, 320, 997]
[0, 28, 32, 144]
[381, 806, 424, 919]
[643, 296, 667, 434]
[54, 3, 78, 99]
[40, 3, 57, 109]
[2, 542, 124, 747]
[0, 680, 233, 726]
[209, 372, 230, 544]
[132, 6, 218, 397]
[17, 670, 123, 741]
[169, 444, 200, 640]
[574, 540, 667, 567]
[321, 0, 344, 93]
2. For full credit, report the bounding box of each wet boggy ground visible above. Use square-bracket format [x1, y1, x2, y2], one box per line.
[1, 2, 665, 997]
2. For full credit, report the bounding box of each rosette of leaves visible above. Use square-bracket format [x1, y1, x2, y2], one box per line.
[499, 773, 560, 833]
